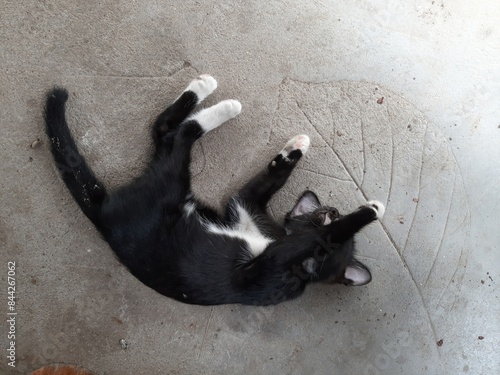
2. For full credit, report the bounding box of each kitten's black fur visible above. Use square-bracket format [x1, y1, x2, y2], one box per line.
[44, 75, 383, 306]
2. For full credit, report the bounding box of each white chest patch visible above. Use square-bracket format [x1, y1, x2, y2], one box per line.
[205, 204, 273, 257]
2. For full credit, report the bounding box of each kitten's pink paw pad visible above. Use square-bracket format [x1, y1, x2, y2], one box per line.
[281, 134, 310, 157]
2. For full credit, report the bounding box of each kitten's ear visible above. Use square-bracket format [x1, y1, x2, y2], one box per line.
[290, 190, 321, 217]
[344, 261, 372, 286]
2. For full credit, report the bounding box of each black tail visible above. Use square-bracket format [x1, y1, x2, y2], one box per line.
[45, 88, 107, 230]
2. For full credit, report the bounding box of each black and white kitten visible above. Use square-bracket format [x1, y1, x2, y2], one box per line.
[44, 75, 385, 306]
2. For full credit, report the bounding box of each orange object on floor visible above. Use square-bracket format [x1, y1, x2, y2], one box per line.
[31, 364, 95, 375]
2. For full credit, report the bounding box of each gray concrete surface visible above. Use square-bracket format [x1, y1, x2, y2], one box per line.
[1, 1, 499, 374]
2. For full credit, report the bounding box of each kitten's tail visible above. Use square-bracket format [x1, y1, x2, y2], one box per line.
[44, 88, 107, 230]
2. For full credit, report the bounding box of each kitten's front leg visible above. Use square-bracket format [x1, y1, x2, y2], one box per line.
[235, 135, 310, 210]
[271, 134, 310, 172]
[328, 201, 385, 243]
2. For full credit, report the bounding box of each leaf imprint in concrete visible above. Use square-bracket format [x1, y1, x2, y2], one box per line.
[269, 79, 471, 336]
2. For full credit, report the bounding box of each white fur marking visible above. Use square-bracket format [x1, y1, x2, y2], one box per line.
[302, 258, 317, 275]
[183, 74, 217, 103]
[345, 266, 369, 285]
[189, 100, 242, 133]
[184, 201, 196, 216]
[367, 200, 385, 219]
[205, 204, 272, 257]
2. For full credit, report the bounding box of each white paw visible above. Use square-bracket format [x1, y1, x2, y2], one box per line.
[367, 200, 385, 219]
[218, 99, 242, 119]
[280, 134, 310, 157]
[190, 99, 242, 133]
[185, 74, 217, 102]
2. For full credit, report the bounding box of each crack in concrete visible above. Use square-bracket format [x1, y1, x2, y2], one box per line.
[401, 124, 429, 256]
[198, 306, 215, 359]
[193, 142, 207, 178]
[360, 117, 367, 188]
[387, 120, 395, 205]
[423, 173, 457, 288]
[64, 61, 192, 80]
[294, 99, 315, 129]
[300, 167, 352, 183]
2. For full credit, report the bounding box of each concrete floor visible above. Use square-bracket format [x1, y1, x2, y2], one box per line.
[1, 1, 499, 374]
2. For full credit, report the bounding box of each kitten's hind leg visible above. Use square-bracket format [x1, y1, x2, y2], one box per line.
[152, 75, 217, 151]
[235, 135, 310, 211]
[152, 100, 241, 205]
[187, 99, 242, 134]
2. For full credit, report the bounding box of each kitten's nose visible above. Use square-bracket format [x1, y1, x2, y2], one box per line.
[329, 208, 340, 221]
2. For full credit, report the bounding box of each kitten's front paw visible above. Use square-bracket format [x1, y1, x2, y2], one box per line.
[185, 74, 218, 102]
[270, 135, 310, 169]
[367, 200, 385, 219]
[280, 134, 310, 158]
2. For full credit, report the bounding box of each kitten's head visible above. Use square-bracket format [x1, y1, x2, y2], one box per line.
[284, 190, 372, 286]
[284, 190, 342, 232]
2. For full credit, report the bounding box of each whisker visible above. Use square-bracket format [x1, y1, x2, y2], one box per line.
[318, 257, 326, 275]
